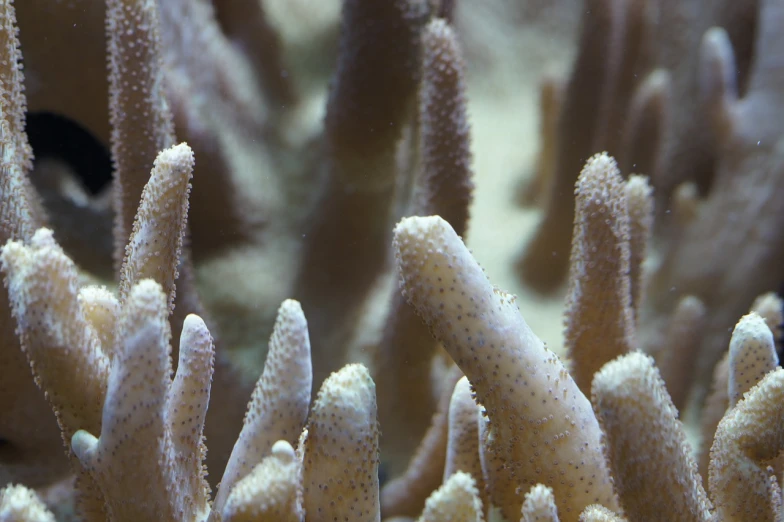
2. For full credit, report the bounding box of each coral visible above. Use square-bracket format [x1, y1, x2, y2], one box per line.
[395, 216, 784, 521]
[2, 0, 784, 520]
[521, 484, 559, 522]
[417, 472, 483, 522]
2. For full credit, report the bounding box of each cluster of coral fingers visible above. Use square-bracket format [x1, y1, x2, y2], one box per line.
[3, 209, 783, 521]
[2, 0, 784, 520]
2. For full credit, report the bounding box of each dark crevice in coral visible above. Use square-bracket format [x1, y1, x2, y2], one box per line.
[25, 111, 115, 278]
[26, 111, 113, 195]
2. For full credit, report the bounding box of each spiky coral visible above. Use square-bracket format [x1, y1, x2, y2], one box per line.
[2, 0, 784, 520]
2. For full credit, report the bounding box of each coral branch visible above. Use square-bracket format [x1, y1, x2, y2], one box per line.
[1, 229, 108, 444]
[623, 174, 653, 321]
[393, 215, 617, 521]
[0, 484, 55, 522]
[167, 314, 214, 516]
[106, 0, 176, 263]
[521, 484, 559, 522]
[592, 352, 712, 521]
[417, 472, 483, 522]
[709, 368, 784, 522]
[220, 440, 303, 522]
[299, 364, 380, 522]
[0, 0, 60, 487]
[656, 295, 706, 411]
[377, 15, 474, 470]
[118, 143, 194, 309]
[71, 280, 211, 521]
[727, 313, 778, 407]
[443, 377, 483, 501]
[295, 0, 429, 394]
[564, 153, 635, 393]
[213, 299, 312, 516]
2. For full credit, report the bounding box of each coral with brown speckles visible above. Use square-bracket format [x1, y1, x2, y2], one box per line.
[2, 0, 784, 520]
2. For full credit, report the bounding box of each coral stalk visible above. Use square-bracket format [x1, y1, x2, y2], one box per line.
[394, 215, 617, 521]
[592, 352, 712, 521]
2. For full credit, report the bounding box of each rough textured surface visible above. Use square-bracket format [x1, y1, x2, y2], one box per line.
[221, 440, 303, 522]
[394, 215, 617, 521]
[727, 313, 778, 407]
[710, 368, 784, 522]
[299, 364, 380, 522]
[521, 484, 560, 522]
[213, 299, 312, 516]
[4, 0, 784, 518]
[564, 153, 636, 393]
[0, 484, 55, 522]
[592, 352, 712, 521]
[417, 472, 483, 522]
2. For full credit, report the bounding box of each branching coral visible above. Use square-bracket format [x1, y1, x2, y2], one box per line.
[395, 215, 784, 521]
[1, 0, 784, 520]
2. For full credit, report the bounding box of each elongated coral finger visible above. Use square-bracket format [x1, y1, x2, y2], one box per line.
[118, 143, 195, 309]
[213, 299, 312, 516]
[106, 0, 175, 266]
[564, 153, 635, 393]
[1, 229, 108, 440]
[377, 15, 474, 472]
[444, 377, 483, 493]
[167, 314, 214, 516]
[657, 295, 706, 411]
[300, 364, 380, 522]
[623, 174, 654, 322]
[709, 367, 784, 521]
[619, 71, 670, 189]
[591, 352, 712, 521]
[72, 280, 211, 521]
[393, 215, 617, 522]
[727, 312, 778, 407]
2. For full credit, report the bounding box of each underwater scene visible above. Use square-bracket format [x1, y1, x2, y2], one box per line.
[0, 0, 782, 520]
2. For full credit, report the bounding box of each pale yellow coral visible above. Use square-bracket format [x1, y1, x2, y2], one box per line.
[0, 484, 55, 522]
[213, 299, 312, 516]
[521, 484, 559, 522]
[70, 280, 212, 521]
[221, 440, 303, 522]
[417, 471, 483, 522]
[118, 143, 194, 308]
[299, 364, 380, 522]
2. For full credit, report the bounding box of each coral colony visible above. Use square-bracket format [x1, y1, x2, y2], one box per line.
[2, 0, 784, 520]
